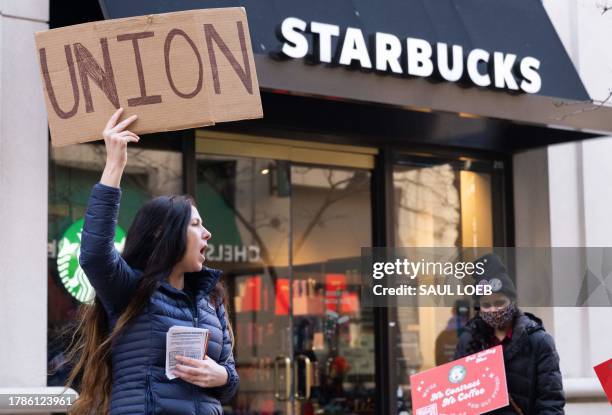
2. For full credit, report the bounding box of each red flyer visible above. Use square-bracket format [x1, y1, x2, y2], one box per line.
[593, 358, 612, 404]
[410, 345, 509, 415]
[275, 278, 290, 315]
[242, 276, 261, 312]
[325, 274, 346, 312]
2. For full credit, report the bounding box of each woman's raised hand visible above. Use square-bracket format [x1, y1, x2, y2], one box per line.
[100, 108, 139, 188]
[103, 108, 139, 169]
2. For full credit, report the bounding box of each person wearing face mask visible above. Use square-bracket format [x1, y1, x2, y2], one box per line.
[454, 253, 565, 415]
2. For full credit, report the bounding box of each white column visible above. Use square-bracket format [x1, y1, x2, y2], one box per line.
[0, 0, 49, 388]
[579, 138, 612, 368]
[540, 3, 612, 410]
[513, 140, 612, 414]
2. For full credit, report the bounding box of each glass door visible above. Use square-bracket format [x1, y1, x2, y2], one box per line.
[291, 165, 374, 415]
[196, 155, 293, 414]
[195, 140, 375, 415]
[391, 155, 506, 414]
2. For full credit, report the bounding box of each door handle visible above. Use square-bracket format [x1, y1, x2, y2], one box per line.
[294, 354, 312, 400]
[274, 355, 291, 401]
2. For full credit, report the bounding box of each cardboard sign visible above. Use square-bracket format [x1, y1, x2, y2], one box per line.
[593, 358, 612, 404]
[35, 8, 263, 146]
[410, 345, 509, 415]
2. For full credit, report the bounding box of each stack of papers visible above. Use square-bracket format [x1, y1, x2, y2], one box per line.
[166, 326, 210, 380]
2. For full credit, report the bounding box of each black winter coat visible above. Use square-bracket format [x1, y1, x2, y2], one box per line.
[79, 183, 239, 414]
[454, 312, 565, 414]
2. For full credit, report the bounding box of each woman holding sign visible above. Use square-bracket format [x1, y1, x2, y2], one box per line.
[66, 108, 239, 414]
[454, 253, 565, 414]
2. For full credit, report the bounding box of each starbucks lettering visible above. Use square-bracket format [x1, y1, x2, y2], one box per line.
[280, 17, 541, 94]
[35, 8, 263, 146]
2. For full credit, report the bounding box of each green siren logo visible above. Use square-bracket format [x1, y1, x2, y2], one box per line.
[57, 218, 126, 303]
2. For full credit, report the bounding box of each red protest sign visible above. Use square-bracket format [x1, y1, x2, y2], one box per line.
[410, 345, 509, 415]
[593, 358, 612, 404]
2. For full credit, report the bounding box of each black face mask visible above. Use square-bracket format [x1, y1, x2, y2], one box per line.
[480, 302, 516, 329]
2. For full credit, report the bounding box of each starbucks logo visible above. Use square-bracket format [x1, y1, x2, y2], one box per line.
[448, 364, 467, 384]
[57, 218, 126, 303]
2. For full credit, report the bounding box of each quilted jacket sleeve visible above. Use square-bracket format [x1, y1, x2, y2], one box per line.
[79, 183, 140, 315]
[210, 302, 239, 403]
[533, 331, 565, 414]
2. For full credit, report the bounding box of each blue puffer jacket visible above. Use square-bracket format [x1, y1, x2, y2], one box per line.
[79, 183, 239, 415]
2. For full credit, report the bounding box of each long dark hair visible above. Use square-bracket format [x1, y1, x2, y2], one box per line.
[66, 195, 230, 414]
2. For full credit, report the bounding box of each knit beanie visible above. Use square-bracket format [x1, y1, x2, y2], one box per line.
[472, 253, 517, 300]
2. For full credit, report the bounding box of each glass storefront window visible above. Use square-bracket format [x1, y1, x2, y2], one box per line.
[47, 143, 182, 386]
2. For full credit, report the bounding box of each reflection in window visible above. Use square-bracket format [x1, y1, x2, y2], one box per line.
[291, 166, 371, 265]
[394, 164, 460, 247]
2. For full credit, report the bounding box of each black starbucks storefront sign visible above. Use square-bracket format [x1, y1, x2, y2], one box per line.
[96, 0, 612, 134]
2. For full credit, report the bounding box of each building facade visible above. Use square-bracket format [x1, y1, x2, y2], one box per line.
[0, 0, 611, 414]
